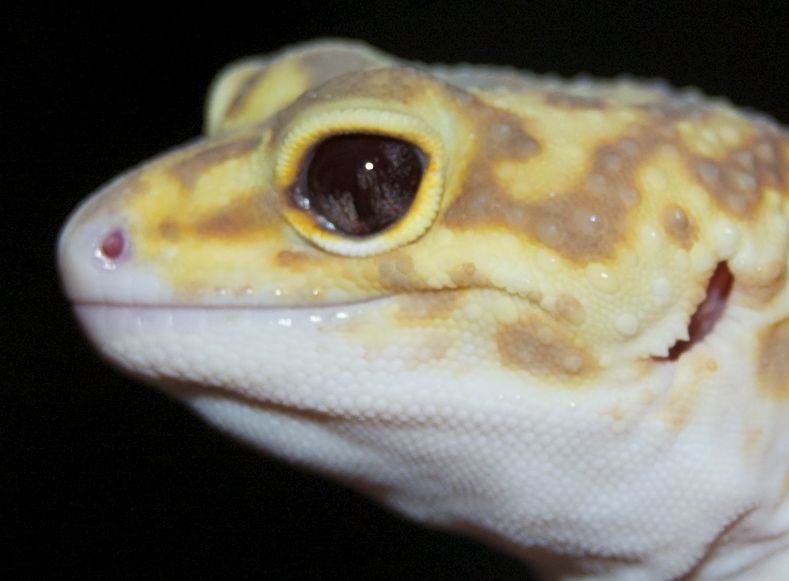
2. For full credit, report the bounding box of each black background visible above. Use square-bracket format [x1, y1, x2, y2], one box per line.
[6, 3, 788, 579]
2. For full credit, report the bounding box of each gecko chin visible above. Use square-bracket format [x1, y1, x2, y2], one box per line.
[70, 296, 765, 581]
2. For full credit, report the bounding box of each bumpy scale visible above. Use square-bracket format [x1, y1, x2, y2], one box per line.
[58, 40, 789, 580]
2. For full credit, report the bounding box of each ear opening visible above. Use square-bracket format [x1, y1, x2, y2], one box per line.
[664, 262, 734, 360]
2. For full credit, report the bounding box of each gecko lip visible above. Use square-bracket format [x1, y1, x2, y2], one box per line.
[70, 294, 397, 311]
[69, 297, 403, 369]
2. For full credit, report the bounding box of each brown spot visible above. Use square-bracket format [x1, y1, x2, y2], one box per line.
[436, 67, 539, 93]
[446, 182, 628, 264]
[158, 219, 180, 241]
[497, 317, 596, 380]
[636, 98, 708, 122]
[692, 131, 786, 217]
[526, 289, 544, 303]
[395, 292, 459, 323]
[276, 250, 311, 269]
[663, 204, 696, 247]
[444, 123, 666, 263]
[758, 317, 789, 399]
[485, 117, 540, 158]
[556, 294, 586, 325]
[378, 254, 426, 291]
[312, 68, 428, 103]
[194, 197, 271, 236]
[544, 91, 607, 110]
[169, 137, 260, 188]
[449, 262, 487, 287]
[454, 108, 785, 263]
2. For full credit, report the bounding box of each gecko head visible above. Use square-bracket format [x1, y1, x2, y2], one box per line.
[58, 40, 789, 576]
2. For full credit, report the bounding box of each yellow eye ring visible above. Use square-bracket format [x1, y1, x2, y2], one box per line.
[275, 108, 445, 257]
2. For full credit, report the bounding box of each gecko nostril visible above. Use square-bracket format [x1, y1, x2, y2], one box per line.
[96, 228, 127, 265]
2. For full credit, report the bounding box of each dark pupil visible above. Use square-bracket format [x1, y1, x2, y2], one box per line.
[293, 134, 427, 236]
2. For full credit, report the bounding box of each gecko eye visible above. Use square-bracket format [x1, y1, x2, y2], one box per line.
[275, 108, 445, 257]
[292, 134, 427, 236]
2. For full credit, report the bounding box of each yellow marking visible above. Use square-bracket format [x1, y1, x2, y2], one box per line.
[443, 111, 723, 264]
[221, 63, 311, 132]
[500, 109, 640, 193]
[68, 40, 789, 381]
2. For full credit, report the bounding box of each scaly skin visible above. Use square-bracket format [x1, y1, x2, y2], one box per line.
[58, 40, 789, 579]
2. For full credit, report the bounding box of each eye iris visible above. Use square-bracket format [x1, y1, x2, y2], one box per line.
[294, 134, 427, 236]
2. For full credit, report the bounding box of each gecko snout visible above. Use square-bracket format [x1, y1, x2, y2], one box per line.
[58, 205, 170, 307]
